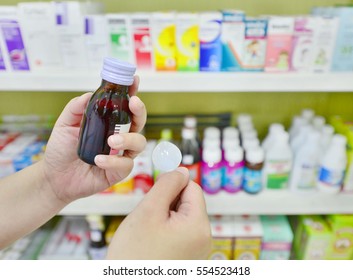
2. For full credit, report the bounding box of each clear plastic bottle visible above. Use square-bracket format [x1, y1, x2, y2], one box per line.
[263, 131, 292, 190]
[223, 147, 244, 193]
[201, 147, 223, 194]
[180, 127, 201, 184]
[243, 146, 264, 194]
[262, 123, 285, 152]
[289, 130, 321, 192]
[77, 57, 136, 165]
[317, 134, 347, 194]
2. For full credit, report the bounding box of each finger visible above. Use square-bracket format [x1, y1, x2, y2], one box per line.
[129, 95, 147, 133]
[128, 75, 140, 97]
[176, 181, 207, 217]
[141, 167, 190, 215]
[56, 92, 93, 127]
[107, 133, 146, 158]
[94, 154, 134, 182]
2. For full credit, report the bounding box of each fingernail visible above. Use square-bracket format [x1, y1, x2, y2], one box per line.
[110, 134, 124, 147]
[95, 155, 106, 164]
[175, 167, 189, 177]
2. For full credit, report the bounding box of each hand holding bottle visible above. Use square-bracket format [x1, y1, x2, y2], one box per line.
[106, 167, 212, 259]
[42, 76, 147, 204]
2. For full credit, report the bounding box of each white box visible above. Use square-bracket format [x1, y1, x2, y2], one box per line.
[18, 2, 62, 70]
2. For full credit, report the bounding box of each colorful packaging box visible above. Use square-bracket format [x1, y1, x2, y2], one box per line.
[208, 216, 234, 260]
[131, 13, 153, 71]
[294, 215, 332, 260]
[233, 215, 263, 260]
[18, 2, 62, 70]
[331, 7, 353, 72]
[132, 140, 156, 194]
[199, 12, 222, 72]
[265, 16, 294, 72]
[84, 14, 108, 69]
[175, 12, 199, 71]
[260, 215, 293, 260]
[326, 215, 353, 259]
[151, 12, 176, 71]
[106, 13, 135, 64]
[291, 16, 317, 72]
[221, 10, 245, 71]
[310, 16, 339, 73]
[243, 18, 268, 71]
[0, 6, 30, 71]
[54, 1, 88, 68]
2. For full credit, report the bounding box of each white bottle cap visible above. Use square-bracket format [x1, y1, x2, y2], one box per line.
[184, 115, 197, 128]
[202, 137, 221, 149]
[269, 123, 285, 133]
[222, 126, 239, 139]
[312, 116, 325, 130]
[204, 126, 221, 139]
[245, 147, 264, 164]
[237, 113, 252, 126]
[322, 124, 334, 136]
[202, 147, 222, 164]
[181, 127, 196, 139]
[222, 137, 240, 150]
[152, 141, 182, 172]
[242, 138, 260, 151]
[301, 109, 315, 121]
[332, 134, 347, 147]
[224, 147, 244, 163]
[239, 122, 254, 133]
[241, 129, 258, 141]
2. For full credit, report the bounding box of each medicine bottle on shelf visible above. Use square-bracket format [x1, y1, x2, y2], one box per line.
[77, 57, 136, 165]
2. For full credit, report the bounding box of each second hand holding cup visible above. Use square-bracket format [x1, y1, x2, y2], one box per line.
[152, 141, 182, 174]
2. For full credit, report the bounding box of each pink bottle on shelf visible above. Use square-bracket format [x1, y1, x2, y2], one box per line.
[223, 147, 245, 193]
[201, 147, 223, 194]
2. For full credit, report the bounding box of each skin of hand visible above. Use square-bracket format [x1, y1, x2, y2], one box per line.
[43, 76, 147, 204]
[0, 76, 147, 248]
[106, 167, 212, 260]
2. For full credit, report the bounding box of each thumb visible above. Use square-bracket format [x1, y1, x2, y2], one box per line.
[140, 167, 190, 216]
[55, 92, 93, 127]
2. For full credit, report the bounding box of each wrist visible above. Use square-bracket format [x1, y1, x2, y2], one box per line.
[36, 160, 68, 212]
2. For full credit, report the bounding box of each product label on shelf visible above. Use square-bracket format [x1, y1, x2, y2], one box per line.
[265, 160, 291, 189]
[181, 161, 201, 185]
[243, 168, 262, 194]
[298, 163, 318, 190]
[202, 164, 222, 194]
[223, 161, 244, 193]
[318, 166, 345, 188]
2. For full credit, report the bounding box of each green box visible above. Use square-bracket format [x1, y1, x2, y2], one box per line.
[326, 215, 353, 260]
[294, 215, 332, 260]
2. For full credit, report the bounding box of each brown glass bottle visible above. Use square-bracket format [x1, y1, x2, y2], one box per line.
[77, 57, 136, 165]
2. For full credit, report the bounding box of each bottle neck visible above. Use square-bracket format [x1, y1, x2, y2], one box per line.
[101, 79, 129, 94]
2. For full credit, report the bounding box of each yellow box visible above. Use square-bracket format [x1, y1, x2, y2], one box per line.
[208, 216, 234, 260]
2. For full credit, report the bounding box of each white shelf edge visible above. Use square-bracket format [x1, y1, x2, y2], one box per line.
[59, 190, 353, 216]
[0, 72, 352, 92]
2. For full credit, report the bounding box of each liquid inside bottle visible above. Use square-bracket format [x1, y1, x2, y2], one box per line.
[77, 57, 136, 165]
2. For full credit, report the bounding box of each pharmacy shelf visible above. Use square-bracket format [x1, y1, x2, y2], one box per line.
[0, 71, 353, 92]
[59, 190, 353, 216]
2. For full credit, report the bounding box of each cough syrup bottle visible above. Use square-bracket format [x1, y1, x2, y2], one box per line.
[77, 57, 136, 165]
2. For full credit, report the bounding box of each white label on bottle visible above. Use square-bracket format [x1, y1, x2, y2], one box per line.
[110, 122, 131, 156]
[182, 154, 194, 165]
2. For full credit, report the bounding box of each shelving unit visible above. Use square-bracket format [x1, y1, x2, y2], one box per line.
[0, 71, 353, 92]
[59, 191, 353, 216]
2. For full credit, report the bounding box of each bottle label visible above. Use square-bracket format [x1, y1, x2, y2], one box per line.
[298, 163, 318, 190]
[181, 162, 201, 185]
[109, 122, 131, 156]
[266, 160, 291, 189]
[243, 168, 262, 194]
[202, 164, 222, 194]
[223, 161, 244, 193]
[318, 167, 344, 189]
